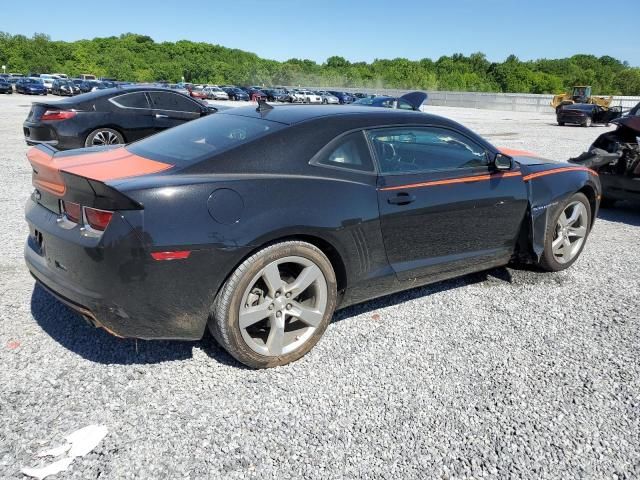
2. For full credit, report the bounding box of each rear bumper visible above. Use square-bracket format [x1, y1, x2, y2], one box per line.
[24, 198, 250, 341]
[23, 121, 85, 150]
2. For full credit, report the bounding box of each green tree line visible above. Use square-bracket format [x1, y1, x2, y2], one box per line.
[1, 32, 639, 95]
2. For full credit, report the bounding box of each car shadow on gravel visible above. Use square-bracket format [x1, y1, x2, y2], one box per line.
[30, 284, 246, 368]
[597, 202, 640, 226]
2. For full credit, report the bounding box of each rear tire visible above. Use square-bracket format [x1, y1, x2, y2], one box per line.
[84, 128, 125, 147]
[538, 192, 591, 272]
[210, 241, 337, 368]
[582, 117, 592, 127]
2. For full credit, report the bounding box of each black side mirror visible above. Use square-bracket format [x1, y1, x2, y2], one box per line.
[493, 153, 513, 171]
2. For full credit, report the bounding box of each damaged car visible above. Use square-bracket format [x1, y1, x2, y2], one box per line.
[25, 102, 601, 368]
[570, 105, 640, 205]
[557, 103, 623, 127]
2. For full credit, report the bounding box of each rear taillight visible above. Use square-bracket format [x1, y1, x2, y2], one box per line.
[84, 207, 113, 231]
[61, 200, 81, 223]
[40, 110, 76, 121]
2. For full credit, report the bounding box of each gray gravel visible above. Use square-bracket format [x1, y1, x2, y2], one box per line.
[1, 94, 639, 479]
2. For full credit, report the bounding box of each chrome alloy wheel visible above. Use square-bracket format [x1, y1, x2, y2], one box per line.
[92, 130, 120, 146]
[552, 201, 588, 264]
[239, 256, 328, 356]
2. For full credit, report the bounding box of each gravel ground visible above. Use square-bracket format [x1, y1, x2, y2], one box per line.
[0, 94, 639, 479]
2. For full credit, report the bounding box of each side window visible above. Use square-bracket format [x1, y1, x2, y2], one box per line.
[314, 131, 374, 173]
[368, 127, 488, 174]
[112, 92, 150, 109]
[148, 92, 201, 113]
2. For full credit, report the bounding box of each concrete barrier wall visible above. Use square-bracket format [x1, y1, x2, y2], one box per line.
[298, 86, 640, 114]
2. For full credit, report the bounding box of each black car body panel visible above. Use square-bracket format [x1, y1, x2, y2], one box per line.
[24, 106, 601, 340]
[570, 110, 640, 202]
[22, 87, 214, 150]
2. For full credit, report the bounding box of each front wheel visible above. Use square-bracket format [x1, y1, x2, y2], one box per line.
[538, 192, 591, 272]
[582, 117, 592, 127]
[210, 241, 337, 368]
[85, 128, 125, 147]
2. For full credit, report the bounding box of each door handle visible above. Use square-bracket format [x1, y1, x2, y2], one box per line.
[387, 192, 416, 205]
[155, 113, 168, 118]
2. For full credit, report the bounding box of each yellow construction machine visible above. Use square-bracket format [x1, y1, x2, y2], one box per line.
[551, 86, 613, 112]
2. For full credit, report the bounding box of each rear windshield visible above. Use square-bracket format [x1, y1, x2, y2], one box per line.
[126, 113, 284, 166]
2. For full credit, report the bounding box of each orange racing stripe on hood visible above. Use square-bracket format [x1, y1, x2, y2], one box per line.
[499, 147, 539, 158]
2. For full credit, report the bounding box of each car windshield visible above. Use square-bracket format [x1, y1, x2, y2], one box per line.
[127, 113, 285, 166]
[26, 78, 43, 84]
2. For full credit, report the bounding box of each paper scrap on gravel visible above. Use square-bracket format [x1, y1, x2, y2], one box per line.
[22, 425, 108, 479]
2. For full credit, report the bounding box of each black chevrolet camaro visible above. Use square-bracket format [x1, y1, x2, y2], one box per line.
[25, 103, 601, 368]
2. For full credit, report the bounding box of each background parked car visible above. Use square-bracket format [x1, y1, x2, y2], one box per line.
[51, 79, 81, 96]
[15, 78, 47, 95]
[557, 103, 623, 127]
[327, 91, 354, 104]
[23, 86, 217, 150]
[316, 91, 340, 104]
[73, 79, 101, 93]
[222, 87, 250, 101]
[188, 85, 208, 99]
[204, 86, 229, 100]
[262, 88, 291, 102]
[39, 74, 60, 92]
[242, 87, 267, 101]
[0, 78, 13, 94]
[352, 92, 427, 111]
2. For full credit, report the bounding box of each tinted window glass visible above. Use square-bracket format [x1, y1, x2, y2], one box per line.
[127, 113, 284, 167]
[368, 127, 488, 174]
[397, 100, 414, 110]
[112, 92, 149, 109]
[315, 132, 374, 173]
[148, 91, 200, 112]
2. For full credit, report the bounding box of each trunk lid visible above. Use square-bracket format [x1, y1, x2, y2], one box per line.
[26, 144, 173, 212]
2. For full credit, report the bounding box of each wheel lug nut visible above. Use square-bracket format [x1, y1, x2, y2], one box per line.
[285, 292, 291, 298]
[275, 292, 280, 297]
[286, 304, 292, 310]
[276, 311, 282, 317]
[268, 304, 274, 310]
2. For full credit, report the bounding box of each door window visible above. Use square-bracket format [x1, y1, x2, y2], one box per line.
[367, 127, 488, 174]
[148, 91, 201, 113]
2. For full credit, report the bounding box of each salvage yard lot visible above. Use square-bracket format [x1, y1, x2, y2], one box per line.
[1, 94, 639, 479]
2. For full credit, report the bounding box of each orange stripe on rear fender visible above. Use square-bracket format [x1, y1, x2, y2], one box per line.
[379, 171, 522, 191]
[522, 166, 598, 182]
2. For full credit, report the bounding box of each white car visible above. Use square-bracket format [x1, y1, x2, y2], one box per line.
[298, 90, 323, 104]
[39, 74, 60, 92]
[316, 91, 340, 104]
[204, 86, 229, 100]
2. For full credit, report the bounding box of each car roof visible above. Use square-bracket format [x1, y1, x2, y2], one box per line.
[221, 104, 437, 126]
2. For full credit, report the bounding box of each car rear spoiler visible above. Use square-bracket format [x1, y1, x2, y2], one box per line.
[27, 144, 142, 211]
[400, 91, 428, 111]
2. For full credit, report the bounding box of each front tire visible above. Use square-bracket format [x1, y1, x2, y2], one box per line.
[210, 241, 337, 368]
[538, 192, 591, 272]
[84, 128, 125, 147]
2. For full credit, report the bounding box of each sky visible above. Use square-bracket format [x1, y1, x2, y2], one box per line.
[2, 0, 640, 66]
